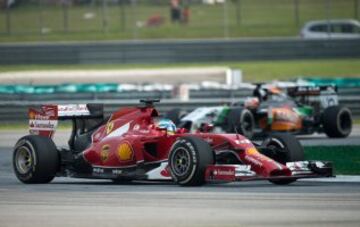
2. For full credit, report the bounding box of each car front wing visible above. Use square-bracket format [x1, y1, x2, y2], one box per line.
[205, 161, 333, 182]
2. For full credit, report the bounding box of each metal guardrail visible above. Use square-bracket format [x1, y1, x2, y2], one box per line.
[1, 87, 360, 122]
[1, 38, 360, 65]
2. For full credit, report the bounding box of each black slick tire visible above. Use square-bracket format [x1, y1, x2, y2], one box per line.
[261, 133, 304, 185]
[13, 135, 59, 184]
[168, 136, 214, 186]
[323, 106, 352, 138]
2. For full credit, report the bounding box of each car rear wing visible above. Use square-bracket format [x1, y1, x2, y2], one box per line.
[29, 104, 103, 137]
[286, 85, 339, 109]
[286, 85, 338, 97]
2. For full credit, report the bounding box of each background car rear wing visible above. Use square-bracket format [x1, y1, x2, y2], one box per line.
[29, 104, 103, 137]
[286, 85, 338, 97]
[286, 85, 339, 109]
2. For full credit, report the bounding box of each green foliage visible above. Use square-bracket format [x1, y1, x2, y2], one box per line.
[0, 0, 358, 42]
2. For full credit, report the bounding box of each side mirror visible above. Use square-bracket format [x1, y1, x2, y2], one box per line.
[199, 123, 214, 133]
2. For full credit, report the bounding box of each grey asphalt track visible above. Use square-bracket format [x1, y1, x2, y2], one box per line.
[1, 129, 360, 227]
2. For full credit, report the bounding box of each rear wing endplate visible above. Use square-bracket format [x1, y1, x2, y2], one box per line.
[29, 104, 103, 137]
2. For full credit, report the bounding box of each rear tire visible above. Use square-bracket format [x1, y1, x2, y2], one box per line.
[168, 136, 214, 186]
[261, 133, 304, 185]
[323, 106, 352, 138]
[227, 108, 255, 139]
[13, 135, 59, 184]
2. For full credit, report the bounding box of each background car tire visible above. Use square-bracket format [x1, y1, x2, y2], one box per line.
[13, 135, 59, 184]
[322, 106, 352, 138]
[168, 136, 214, 186]
[227, 108, 255, 139]
[261, 133, 304, 185]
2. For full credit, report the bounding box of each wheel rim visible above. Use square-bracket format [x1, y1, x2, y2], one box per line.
[15, 146, 32, 174]
[172, 147, 191, 177]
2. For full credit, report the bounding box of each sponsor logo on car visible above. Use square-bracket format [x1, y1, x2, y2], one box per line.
[244, 156, 263, 167]
[245, 147, 258, 155]
[117, 142, 134, 161]
[213, 169, 235, 176]
[93, 167, 104, 174]
[235, 139, 251, 145]
[112, 169, 123, 175]
[100, 144, 110, 162]
[29, 119, 57, 130]
[273, 109, 298, 123]
[106, 121, 114, 134]
[58, 104, 90, 117]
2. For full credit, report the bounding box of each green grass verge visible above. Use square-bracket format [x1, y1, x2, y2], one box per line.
[304, 146, 360, 175]
[354, 118, 360, 125]
[0, 0, 357, 42]
[0, 59, 360, 82]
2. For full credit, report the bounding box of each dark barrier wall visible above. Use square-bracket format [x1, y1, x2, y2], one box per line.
[1, 38, 360, 65]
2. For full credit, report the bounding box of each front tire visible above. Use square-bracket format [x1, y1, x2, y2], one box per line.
[261, 133, 304, 185]
[323, 106, 352, 138]
[13, 135, 59, 184]
[168, 136, 214, 186]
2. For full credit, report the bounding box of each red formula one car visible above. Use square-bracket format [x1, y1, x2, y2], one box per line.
[13, 100, 333, 186]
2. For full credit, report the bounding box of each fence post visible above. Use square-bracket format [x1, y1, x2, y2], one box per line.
[62, 0, 69, 33]
[5, 4, 11, 34]
[223, 0, 229, 38]
[236, 0, 241, 26]
[101, 0, 109, 33]
[38, 0, 44, 34]
[131, 0, 137, 40]
[120, 0, 126, 32]
[294, 0, 300, 27]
